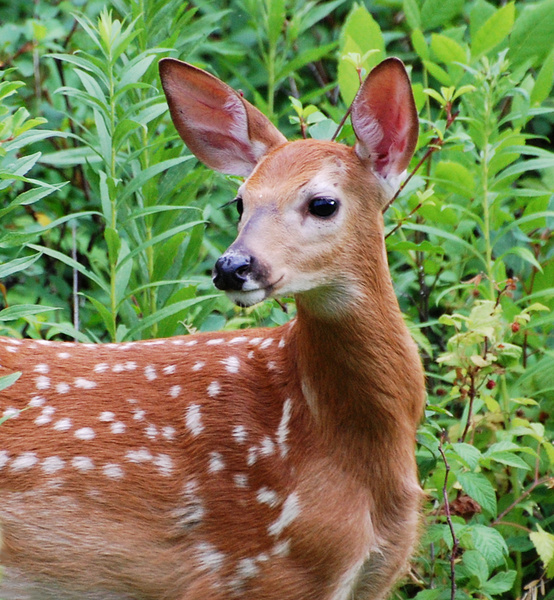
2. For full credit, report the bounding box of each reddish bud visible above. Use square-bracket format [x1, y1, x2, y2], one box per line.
[511, 322, 520, 333]
[486, 379, 496, 390]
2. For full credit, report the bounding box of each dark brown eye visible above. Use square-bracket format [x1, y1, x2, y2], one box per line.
[236, 197, 244, 219]
[308, 197, 339, 218]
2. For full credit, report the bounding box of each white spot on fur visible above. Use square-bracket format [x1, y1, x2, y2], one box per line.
[169, 385, 181, 398]
[124, 361, 137, 371]
[75, 427, 95, 441]
[34, 364, 49, 374]
[186, 404, 203, 436]
[257, 487, 280, 508]
[145, 423, 158, 440]
[103, 463, 124, 479]
[229, 336, 248, 344]
[0, 451, 9, 469]
[99, 411, 115, 422]
[35, 406, 55, 425]
[126, 449, 153, 463]
[192, 361, 205, 371]
[232, 424, 247, 444]
[72, 456, 94, 471]
[112, 363, 125, 373]
[195, 542, 226, 573]
[53, 418, 72, 431]
[222, 356, 240, 374]
[278, 337, 286, 348]
[272, 539, 291, 557]
[144, 365, 157, 381]
[111, 421, 126, 434]
[29, 395, 46, 407]
[207, 381, 221, 397]
[184, 339, 197, 346]
[268, 492, 300, 536]
[247, 447, 258, 467]
[74, 378, 97, 389]
[277, 398, 292, 457]
[94, 363, 109, 373]
[234, 473, 248, 488]
[6, 346, 17, 353]
[35, 375, 50, 390]
[42, 456, 65, 474]
[133, 409, 146, 421]
[57, 352, 71, 359]
[249, 337, 262, 346]
[163, 364, 176, 375]
[260, 436, 275, 456]
[154, 454, 173, 476]
[208, 451, 225, 473]
[3, 407, 19, 419]
[162, 425, 176, 440]
[206, 338, 224, 346]
[260, 338, 274, 349]
[56, 382, 70, 394]
[11, 452, 39, 471]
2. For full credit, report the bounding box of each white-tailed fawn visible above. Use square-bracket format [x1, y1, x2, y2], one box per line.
[0, 57, 424, 600]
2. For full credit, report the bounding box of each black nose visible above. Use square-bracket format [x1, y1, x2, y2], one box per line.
[213, 251, 253, 291]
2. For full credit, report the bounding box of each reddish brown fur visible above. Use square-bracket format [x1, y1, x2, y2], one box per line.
[0, 58, 425, 600]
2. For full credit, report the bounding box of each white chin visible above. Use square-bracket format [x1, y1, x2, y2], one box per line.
[226, 288, 269, 307]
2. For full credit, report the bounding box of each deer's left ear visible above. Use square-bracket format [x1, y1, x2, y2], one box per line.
[351, 58, 418, 183]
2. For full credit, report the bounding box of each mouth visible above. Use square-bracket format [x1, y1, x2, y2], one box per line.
[226, 276, 284, 307]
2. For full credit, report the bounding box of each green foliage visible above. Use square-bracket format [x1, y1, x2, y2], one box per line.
[0, 0, 552, 598]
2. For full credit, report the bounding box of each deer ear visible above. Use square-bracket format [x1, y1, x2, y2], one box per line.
[351, 58, 418, 184]
[159, 58, 287, 177]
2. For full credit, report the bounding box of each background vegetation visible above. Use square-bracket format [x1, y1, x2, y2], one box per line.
[0, 0, 553, 598]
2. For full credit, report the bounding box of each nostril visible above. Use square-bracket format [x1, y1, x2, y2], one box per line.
[213, 252, 253, 292]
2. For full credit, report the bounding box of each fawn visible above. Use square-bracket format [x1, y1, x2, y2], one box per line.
[0, 57, 424, 600]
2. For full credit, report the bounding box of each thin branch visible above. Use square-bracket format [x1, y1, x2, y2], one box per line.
[438, 432, 459, 600]
[492, 476, 551, 526]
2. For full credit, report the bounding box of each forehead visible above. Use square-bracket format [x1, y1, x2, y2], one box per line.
[242, 140, 355, 202]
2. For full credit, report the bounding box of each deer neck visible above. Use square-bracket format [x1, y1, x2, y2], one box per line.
[289, 231, 425, 489]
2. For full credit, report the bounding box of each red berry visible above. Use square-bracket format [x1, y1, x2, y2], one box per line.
[486, 379, 496, 390]
[511, 322, 520, 333]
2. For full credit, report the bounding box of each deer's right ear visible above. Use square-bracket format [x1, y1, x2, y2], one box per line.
[159, 58, 286, 177]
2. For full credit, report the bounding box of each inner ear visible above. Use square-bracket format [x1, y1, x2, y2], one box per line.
[350, 58, 418, 182]
[159, 59, 286, 177]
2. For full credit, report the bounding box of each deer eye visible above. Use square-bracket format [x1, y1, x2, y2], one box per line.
[308, 197, 339, 218]
[236, 197, 244, 219]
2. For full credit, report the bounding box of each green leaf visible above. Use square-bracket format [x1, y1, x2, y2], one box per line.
[482, 570, 517, 595]
[421, 0, 464, 30]
[530, 525, 554, 578]
[531, 45, 554, 106]
[457, 471, 497, 515]
[450, 443, 481, 470]
[463, 549, 489, 585]
[508, 0, 554, 67]
[471, 2, 515, 59]
[403, 0, 421, 29]
[267, 0, 285, 48]
[486, 451, 531, 471]
[0, 254, 41, 278]
[468, 525, 508, 569]
[338, 4, 385, 105]
[0, 304, 59, 322]
[430, 33, 466, 66]
[0, 371, 22, 392]
[275, 42, 337, 82]
[27, 243, 109, 293]
[85, 294, 115, 341]
[411, 29, 429, 61]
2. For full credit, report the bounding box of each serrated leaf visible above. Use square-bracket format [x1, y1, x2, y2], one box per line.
[486, 451, 531, 471]
[469, 525, 508, 568]
[451, 443, 481, 470]
[482, 570, 517, 595]
[457, 471, 497, 516]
